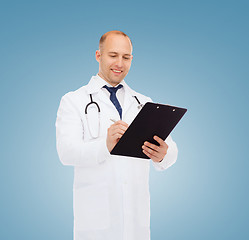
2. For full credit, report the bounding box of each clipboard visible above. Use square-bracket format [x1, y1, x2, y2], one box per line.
[111, 102, 187, 159]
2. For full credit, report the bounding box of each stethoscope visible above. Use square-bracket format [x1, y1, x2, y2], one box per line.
[85, 94, 143, 139]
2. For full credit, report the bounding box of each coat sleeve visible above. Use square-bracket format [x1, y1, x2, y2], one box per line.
[152, 134, 178, 171]
[55, 93, 111, 167]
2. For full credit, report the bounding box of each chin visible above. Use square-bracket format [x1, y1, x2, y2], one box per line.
[111, 77, 123, 83]
[112, 80, 122, 86]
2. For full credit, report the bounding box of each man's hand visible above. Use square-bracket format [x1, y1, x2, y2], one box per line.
[107, 120, 129, 152]
[142, 136, 168, 162]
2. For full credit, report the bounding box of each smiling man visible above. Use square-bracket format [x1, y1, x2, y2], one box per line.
[56, 30, 178, 240]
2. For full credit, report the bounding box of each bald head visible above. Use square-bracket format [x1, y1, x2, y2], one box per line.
[99, 30, 132, 52]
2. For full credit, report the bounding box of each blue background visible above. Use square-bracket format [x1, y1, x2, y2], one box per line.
[1, 0, 248, 239]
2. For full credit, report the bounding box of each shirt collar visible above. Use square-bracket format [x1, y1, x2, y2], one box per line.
[85, 74, 126, 94]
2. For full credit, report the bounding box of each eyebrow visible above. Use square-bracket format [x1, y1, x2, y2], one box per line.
[108, 51, 131, 56]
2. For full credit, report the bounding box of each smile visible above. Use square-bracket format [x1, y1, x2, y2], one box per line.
[111, 69, 122, 73]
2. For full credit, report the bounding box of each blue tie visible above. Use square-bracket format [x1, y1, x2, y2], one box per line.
[104, 85, 123, 119]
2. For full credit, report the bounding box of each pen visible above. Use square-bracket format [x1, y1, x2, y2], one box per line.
[110, 119, 117, 123]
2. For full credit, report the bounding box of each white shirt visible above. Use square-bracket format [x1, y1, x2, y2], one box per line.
[97, 74, 125, 108]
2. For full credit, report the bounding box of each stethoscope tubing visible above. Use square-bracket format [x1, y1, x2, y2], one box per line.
[85, 94, 142, 114]
[84, 94, 143, 138]
[85, 94, 100, 114]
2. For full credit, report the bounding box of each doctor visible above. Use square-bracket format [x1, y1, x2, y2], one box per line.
[56, 30, 178, 240]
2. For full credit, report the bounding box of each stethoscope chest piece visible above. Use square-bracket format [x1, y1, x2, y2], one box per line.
[134, 96, 143, 110]
[137, 104, 143, 110]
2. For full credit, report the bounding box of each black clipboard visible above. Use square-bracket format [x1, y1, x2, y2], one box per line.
[111, 102, 187, 159]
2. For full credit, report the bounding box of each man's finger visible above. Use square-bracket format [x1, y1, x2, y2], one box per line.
[113, 120, 129, 128]
[111, 129, 126, 137]
[143, 141, 160, 152]
[113, 133, 124, 139]
[142, 147, 160, 160]
[111, 124, 128, 130]
[142, 145, 156, 156]
[153, 136, 166, 146]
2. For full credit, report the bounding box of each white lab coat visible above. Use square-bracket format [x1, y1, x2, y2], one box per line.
[56, 75, 178, 240]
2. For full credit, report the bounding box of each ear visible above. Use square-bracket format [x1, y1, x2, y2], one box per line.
[95, 50, 101, 63]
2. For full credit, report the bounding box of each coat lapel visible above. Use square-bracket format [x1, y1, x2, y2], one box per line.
[122, 82, 136, 117]
[96, 89, 112, 106]
[85, 75, 113, 107]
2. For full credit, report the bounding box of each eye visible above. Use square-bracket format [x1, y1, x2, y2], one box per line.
[109, 55, 117, 58]
[123, 57, 130, 60]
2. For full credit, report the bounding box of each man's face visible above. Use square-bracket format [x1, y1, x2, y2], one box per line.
[96, 34, 133, 86]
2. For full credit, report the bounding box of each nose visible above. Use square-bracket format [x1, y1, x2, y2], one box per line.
[115, 56, 123, 68]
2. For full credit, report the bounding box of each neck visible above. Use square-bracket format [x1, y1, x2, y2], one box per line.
[97, 73, 122, 87]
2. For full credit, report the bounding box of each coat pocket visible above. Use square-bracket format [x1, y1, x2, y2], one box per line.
[73, 183, 110, 231]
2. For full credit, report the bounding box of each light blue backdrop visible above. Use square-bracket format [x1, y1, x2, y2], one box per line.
[1, 0, 248, 239]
